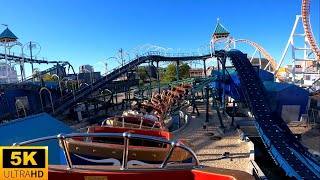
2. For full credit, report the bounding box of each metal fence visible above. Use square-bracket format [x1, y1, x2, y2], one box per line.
[306, 108, 320, 125]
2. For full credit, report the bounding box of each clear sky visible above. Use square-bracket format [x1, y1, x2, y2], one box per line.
[0, 0, 319, 77]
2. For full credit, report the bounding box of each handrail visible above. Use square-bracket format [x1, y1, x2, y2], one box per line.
[13, 132, 200, 170]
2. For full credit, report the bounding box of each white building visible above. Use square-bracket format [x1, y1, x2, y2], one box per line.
[79, 65, 94, 73]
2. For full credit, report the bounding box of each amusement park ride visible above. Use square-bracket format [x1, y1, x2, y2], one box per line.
[0, 0, 319, 180]
[210, 0, 320, 87]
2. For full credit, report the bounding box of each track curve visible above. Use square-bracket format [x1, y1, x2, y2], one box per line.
[229, 39, 278, 71]
[302, 0, 320, 60]
[226, 39, 287, 81]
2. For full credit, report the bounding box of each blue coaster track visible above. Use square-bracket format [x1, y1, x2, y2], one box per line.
[218, 49, 320, 179]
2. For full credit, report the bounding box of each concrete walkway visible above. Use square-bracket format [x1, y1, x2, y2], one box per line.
[173, 103, 251, 172]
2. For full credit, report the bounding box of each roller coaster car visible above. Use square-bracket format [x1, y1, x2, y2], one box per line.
[14, 131, 255, 180]
[171, 86, 187, 95]
[166, 90, 181, 99]
[61, 126, 193, 166]
[13, 130, 255, 180]
[180, 83, 193, 90]
[140, 103, 165, 116]
[160, 93, 175, 104]
[150, 95, 171, 110]
[49, 165, 254, 180]
[101, 116, 167, 131]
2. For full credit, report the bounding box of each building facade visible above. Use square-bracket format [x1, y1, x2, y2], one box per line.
[0, 63, 18, 84]
[79, 65, 94, 73]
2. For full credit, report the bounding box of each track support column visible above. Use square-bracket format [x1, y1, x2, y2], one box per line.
[176, 60, 179, 81]
[157, 61, 160, 93]
[221, 55, 226, 115]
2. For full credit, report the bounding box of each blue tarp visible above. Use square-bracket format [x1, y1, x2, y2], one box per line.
[263, 81, 309, 120]
[210, 68, 274, 100]
[0, 113, 76, 164]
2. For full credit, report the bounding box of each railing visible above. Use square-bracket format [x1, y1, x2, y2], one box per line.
[144, 51, 205, 57]
[13, 132, 200, 170]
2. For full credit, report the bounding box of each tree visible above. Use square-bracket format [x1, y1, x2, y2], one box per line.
[159, 67, 166, 82]
[137, 66, 148, 81]
[163, 63, 190, 82]
[179, 63, 190, 80]
[164, 64, 177, 82]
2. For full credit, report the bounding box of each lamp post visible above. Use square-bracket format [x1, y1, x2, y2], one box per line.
[23, 41, 41, 83]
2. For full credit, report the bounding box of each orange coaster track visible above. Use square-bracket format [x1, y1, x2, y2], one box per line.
[302, 0, 320, 60]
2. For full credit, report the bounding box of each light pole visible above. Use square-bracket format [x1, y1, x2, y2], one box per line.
[23, 41, 41, 83]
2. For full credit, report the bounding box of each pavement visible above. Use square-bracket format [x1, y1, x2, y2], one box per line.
[173, 103, 251, 172]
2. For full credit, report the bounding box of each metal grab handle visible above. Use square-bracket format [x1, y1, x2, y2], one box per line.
[160, 140, 178, 168]
[121, 132, 130, 170]
[139, 117, 144, 129]
[57, 134, 73, 169]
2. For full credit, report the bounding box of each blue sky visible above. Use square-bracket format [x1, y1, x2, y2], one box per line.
[0, 0, 319, 77]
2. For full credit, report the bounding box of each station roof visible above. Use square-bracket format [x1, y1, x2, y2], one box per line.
[0, 113, 76, 164]
[0, 28, 18, 42]
[212, 22, 230, 39]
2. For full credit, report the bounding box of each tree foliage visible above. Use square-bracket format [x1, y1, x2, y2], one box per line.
[179, 63, 190, 80]
[137, 66, 148, 81]
[163, 63, 190, 82]
[164, 64, 177, 82]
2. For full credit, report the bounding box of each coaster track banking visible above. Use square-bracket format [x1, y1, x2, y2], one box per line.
[219, 49, 320, 179]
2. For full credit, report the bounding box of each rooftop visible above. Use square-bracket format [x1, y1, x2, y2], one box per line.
[0, 27, 18, 42]
[212, 22, 230, 39]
